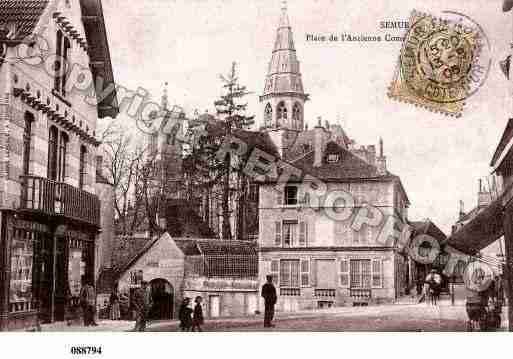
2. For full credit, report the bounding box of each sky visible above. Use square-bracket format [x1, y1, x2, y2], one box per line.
[100, 0, 512, 234]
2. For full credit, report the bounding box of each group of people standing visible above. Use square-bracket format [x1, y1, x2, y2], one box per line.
[75, 275, 280, 331]
[178, 296, 204, 331]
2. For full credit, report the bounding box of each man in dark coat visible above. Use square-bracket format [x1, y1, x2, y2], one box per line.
[132, 281, 152, 331]
[261, 275, 277, 328]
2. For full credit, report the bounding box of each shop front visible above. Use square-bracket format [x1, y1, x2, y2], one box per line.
[0, 185, 100, 331]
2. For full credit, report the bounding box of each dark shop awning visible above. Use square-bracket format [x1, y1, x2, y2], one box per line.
[446, 197, 504, 255]
[504, 0, 513, 12]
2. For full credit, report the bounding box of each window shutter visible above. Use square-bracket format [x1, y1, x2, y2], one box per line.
[300, 259, 310, 287]
[372, 258, 383, 288]
[299, 221, 307, 247]
[270, 259, 279, 286]
[339, 259, 350, 288]
[276, 190, 283, 205]
[275, 222, 282, 246]
[309, 221, 315, 246]
[310, 259, 317, 287]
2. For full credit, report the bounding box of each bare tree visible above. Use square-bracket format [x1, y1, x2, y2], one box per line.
[99, 122, 159, 235]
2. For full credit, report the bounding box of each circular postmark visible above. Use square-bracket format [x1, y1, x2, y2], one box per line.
[399, 10, 491, 105]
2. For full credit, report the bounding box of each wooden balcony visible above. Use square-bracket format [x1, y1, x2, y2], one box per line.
[19, 175, 100, 227]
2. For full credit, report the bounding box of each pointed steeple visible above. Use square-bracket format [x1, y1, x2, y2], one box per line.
[260, 2, 308, 132]
[279, 1, 290, 29]
[263, 2, 306, 98]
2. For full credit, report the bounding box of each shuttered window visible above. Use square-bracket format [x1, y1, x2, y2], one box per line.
[276, 190, 283, 205]
[372, 259, 383, 288]
[300, 260, 310, 287]
[339, 259, 349, 288]
[275, 221, 282, 246]
[270, 259, 279, 286]
[299, 221, 307, 246]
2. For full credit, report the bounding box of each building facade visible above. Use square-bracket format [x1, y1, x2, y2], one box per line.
[116, 232, 258, 320]
[0, 0, 117, 330]
[257, 5, 411, 311]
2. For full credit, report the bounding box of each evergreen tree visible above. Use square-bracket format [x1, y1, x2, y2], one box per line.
[214, 62, 255, 240]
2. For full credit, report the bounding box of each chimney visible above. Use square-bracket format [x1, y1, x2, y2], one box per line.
[459, 200, 465, 220]
[477, 179, 492, 208]
[367, 145, 376, 165]
[96, 155, 103, 178]
[376, 138, 386, 175]
[314, 118, 325, 168]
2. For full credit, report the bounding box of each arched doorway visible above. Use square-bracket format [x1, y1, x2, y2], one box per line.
[149, 278, 174, 320]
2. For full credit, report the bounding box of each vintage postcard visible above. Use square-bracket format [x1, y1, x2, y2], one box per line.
[1, 0, 513, 354]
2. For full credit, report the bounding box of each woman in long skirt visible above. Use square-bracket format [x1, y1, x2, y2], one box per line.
[109, 286, 121, 320]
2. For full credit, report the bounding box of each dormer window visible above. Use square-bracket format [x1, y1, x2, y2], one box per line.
[327, 154, 340, 163]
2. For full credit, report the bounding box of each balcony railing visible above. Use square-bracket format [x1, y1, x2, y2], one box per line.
[19, 175, 100, 227]
[314, 289, 336, 298]
[280, 287, 300, 296]
[350, 288, 372, 301]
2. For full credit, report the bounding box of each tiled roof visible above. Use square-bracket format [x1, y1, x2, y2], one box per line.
[408, 220, 447, 243]
[174, 238, 257, 256]
[116, 234, 257, 279]
[111, 235, 153, 272]
[196, 239, 257, 256]
[290, 141, 392, 181]
[174, 239, 201, 256]
[202, 120, 279, 158]
[0, 0, 49, 40]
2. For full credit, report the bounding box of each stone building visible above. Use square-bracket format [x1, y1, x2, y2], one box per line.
[115, 232, 258, 320]
[256, 4, 411, 311]
[0, 0, 117, 330]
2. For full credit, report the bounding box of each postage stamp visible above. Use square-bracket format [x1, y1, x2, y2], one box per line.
[388, 10, 491, 117]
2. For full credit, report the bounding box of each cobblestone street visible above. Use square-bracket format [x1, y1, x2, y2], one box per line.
[149, 301, 498, 332]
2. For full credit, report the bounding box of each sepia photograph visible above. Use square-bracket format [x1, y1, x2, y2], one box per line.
[1, 1, 513, 351]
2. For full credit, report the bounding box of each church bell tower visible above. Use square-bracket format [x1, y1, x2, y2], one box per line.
[260, 2, 309, 139]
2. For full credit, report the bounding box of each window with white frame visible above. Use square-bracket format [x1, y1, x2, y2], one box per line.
[350, 259, 371, 288]
[282, 221, 298, 247]
[284, 185, 298, 205]
[280, 259, 300, 288]
[327, 154, 340, 163]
